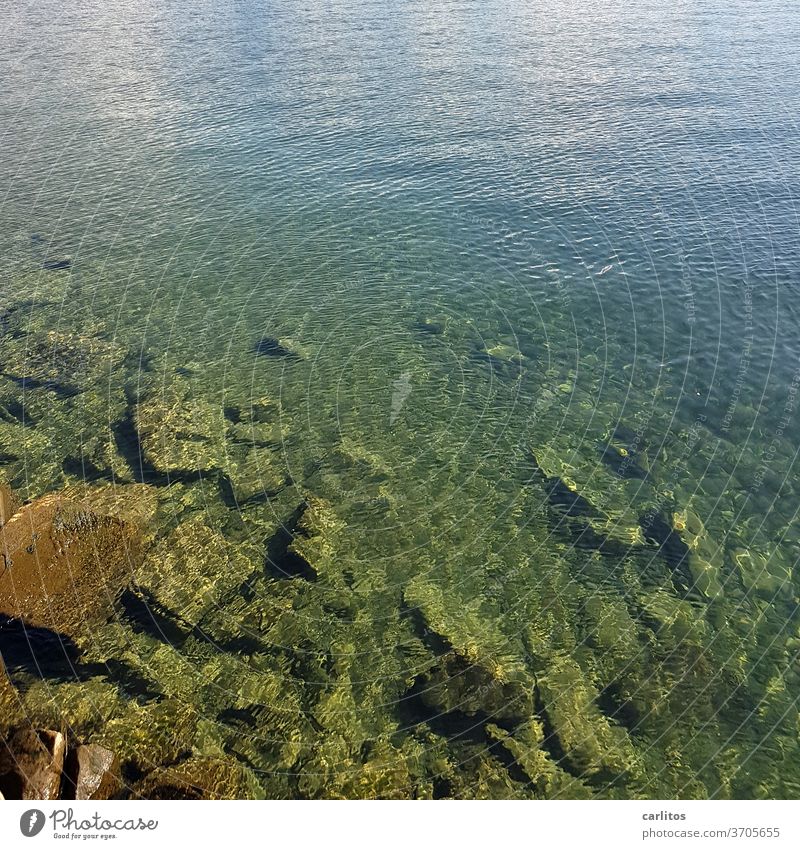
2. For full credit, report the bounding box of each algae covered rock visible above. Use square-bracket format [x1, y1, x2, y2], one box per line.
[222, 445, 287, 504]
[537, 655, 637, 778]
[134, 516, 259, 625]
[254, 335, 307, 361]
[412, 650, 535, 724]
[404, 575, 532, 688]
[298, 736, 416, 800]
[132, 757, 264, 800]
[0, 655, 23, 735]
[483, 342, 525, 364]
[287, 495, 346, 581]
[486, 720, 592, 798]
[582, 594, 641, 659]
[0, 417, 63, 496]
[0, 330, 125, 396]
[59, 482, 160, 542]
[134, 381, 225, 476]
[403, 575, 537, 731]
[733, 547, 794, 601]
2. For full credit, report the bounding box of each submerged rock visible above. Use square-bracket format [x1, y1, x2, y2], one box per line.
[411, 650, 535, 725]
[133, 382, 224, 476]
[537, 656, 637, 778]
[484, 343, 525, 363]
[132, 757, 263, 800]
[134, 517, 258, 626]
[473, 342, 527, 373]
[672, 508, 724, 599]
[486, 720, 592, 798]
[287, 495, 345, 581]
[42, 258, 71, 271]
[222, 446, 287, 504]
[0, 330, 125, 396]
[0, 728, 66, 800]
[639, 510, 693, 593]
[732, 547, 793, 600]
[600, 442, 648, 480]
[413, 316, 447, 335]
[0, 492, 143, 636]
[60, 482, 160, 544]
[403, 577, 534, 705]
[253, 336, 305, 360]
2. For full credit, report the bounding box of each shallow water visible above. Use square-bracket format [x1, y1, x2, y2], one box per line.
[2, 0, 800, 798]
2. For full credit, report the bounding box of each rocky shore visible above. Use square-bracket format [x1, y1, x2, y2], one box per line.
[0, 477, 256, 799]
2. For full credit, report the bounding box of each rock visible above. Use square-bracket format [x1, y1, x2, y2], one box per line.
[253, 336, 305, 360]
[672, 507, 704, 540]
[477, 342, 526, 368]
[0, 728, 66, 800]
[487, 720, 592, 798]
[0, 330, 125, 396]
[132, 757, 262, 799]
[413, 315, 448, 335]
[60, 482, 160, 544]
[0, 417, 62, 498]
[639, 510, 693, 592]
[733, 547, 793, 600]
[287, 496, 345, 580]
[583, 594, 640, 658]
[687, 556, 724, 600]
[134, 383, 223, 476]
[64, 744, 121, 800]
[248, 396, 278, 423]
[134, 517, 258, 626]
[413, 651, 535, 724]
[537, 656, 637, 777]
[404, 576, 533, 693]
[600, 443, 647, 480]
[0, 483, 17, 526]
[42, 258, 71, 271]
[222, 446, 287, 504]
[0, 493, 143, 636]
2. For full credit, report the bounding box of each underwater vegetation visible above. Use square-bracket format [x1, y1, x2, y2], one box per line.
[1, 250, 800, 801]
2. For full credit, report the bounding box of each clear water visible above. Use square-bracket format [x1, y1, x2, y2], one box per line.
[2, 0, 800, 798]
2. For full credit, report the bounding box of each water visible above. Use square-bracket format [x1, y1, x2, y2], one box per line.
[1, 0, 800, 798]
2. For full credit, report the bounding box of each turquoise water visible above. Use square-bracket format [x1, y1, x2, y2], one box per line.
[2, 0, 800, 798]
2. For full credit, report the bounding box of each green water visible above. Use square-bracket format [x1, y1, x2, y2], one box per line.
[2, 0, 800, 798]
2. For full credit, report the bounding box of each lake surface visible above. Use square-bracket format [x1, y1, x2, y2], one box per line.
[1, 0, 800, 798]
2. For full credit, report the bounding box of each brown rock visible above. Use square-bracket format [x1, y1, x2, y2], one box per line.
[0, 728, 66, 800]
[0, 483, 18, 527]
[64, 744, 122, 800]
[0, 493, 142, 636]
